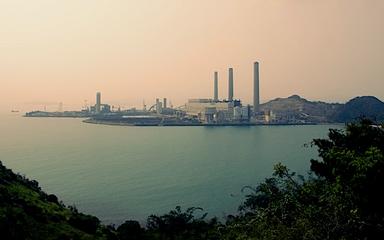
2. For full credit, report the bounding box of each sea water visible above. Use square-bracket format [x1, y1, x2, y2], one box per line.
[0, 113, 341, 224]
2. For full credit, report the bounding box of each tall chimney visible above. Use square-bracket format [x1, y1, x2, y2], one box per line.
[253, 62, 260, 114]
[163, 98, 167, 109]
[228, 68, 233, 102]
[156, 98, 162, 114]
[214, 71, 218, 102]
[96, 92, 101, 113]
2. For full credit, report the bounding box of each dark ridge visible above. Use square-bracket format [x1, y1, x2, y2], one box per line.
[261, 95, 384, 123]
[334, 96, 384, 122]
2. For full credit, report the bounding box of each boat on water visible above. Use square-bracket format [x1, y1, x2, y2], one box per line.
[11, 110, 20, 113]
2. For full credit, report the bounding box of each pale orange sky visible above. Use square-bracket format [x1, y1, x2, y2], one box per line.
[1, 0, 383, 112]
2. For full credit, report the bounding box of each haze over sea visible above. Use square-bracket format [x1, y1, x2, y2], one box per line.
[0, 113, 340, 224]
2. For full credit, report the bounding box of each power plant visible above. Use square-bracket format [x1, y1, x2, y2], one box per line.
[25, 60, 350, 126]
[26, 61, 266, 126]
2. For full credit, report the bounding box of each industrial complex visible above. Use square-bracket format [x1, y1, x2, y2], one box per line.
[25, 62, 274, 126]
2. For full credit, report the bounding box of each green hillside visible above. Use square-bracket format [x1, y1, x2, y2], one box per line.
[0, 162, 113, 240]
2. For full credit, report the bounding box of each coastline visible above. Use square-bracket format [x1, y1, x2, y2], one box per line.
[82, 118, 320, 127]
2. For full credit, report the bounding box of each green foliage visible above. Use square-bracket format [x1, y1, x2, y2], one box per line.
[117, 220, 144, 240]
[68, 212, 101, 234]
[228, 119, 384, 239]
[145, 206, 221, 240]
[310, 119, 384, 238]
[0, 161, 109, 240]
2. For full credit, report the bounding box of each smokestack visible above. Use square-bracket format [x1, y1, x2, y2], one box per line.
[228, 68, 233, 102]
[253, 62, 260, 114]
[96, 92, 101, 113]
[163, 98, 167, 109]
[156, 98, 162, 114]
[214, 71, 218, 102]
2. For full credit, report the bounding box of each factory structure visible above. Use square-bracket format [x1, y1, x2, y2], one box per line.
[184, 62, 260, 123]
[89, 92, 111, 113]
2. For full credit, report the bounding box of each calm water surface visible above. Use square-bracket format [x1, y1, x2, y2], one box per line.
[0, 113, 341, 224]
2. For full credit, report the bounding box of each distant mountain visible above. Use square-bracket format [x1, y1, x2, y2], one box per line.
[260, 95, 342, 123]
[334, 96, 384, 122]
[260, 95, 384, 123]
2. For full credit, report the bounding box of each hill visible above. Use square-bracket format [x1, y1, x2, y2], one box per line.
[0, 162, 113, 240]
[260, 95, 342, 123]
[260, 95, 384, 123]
[0, 161, 219, 240]
[334, 96, 384, 122]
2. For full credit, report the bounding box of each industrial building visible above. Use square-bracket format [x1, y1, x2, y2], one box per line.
[91, 61, 260, 123]
[90, 92, 111, 114]
[184, 65, 257, 123]
[185, 99, 240, 123]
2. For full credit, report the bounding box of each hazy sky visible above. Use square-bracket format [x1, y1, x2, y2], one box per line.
[1, 0, 383, 111]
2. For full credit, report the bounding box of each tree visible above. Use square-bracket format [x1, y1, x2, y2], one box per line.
[234, 119, 384, 239]
[310, 119, 384, 238]
[145, 206, 220, 240]
[117, 220, 144, 240]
